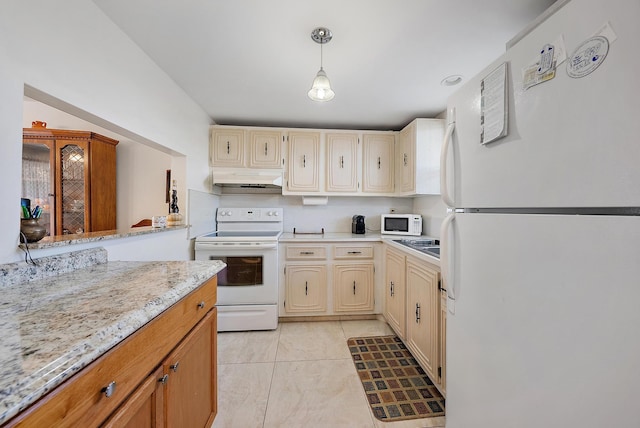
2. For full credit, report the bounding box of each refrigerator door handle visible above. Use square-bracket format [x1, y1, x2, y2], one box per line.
[440, 212, 457, 312]
[440, 110, 456, 208]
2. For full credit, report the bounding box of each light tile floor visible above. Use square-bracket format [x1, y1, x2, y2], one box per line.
[213, 319, 446, 428]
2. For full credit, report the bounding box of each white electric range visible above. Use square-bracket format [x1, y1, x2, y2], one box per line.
[194, 208, 283, 331]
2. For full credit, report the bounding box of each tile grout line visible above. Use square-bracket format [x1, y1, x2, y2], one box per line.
[261, 325, 282, 428]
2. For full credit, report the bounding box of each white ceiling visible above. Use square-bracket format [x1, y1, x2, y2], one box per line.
[93, 0, 556, 131]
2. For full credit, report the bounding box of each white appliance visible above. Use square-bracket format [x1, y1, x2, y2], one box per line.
[380, 213, 423, 236]
[440, 1, 640, 427]
[194, 208, 283, 331]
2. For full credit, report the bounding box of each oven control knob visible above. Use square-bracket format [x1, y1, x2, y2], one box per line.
[274, 211, 280, 216]
[267, 211, 274, 216]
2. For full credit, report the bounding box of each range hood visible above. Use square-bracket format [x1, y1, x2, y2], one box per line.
[212, 170, 283, 189]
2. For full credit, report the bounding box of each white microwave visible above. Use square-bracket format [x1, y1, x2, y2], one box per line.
[380, 214, 422, 236]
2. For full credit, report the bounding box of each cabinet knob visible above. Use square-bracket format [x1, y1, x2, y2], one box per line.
[101, 381, 117, 398]
[170, 362, 180, 372]
[197, 301, 205, 309]
[159, 374, 169, 384]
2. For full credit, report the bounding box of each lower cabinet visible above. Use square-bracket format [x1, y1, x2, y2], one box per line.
[281, 242, 379, 317]
[333, 263, 374, 312]
[383, 247, 406, 339]
[284, 264, 327, 313]
[405, 256, 440, 384]
[6, 278, 218, 428]
[382, 246, 446, 395]
[103, 367, 165, 428]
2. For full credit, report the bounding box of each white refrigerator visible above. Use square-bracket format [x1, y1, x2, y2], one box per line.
[440, 1, 640, 427]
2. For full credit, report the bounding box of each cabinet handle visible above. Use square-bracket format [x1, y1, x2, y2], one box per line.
[159, 374, 169, 384]
[340, 155, 344, 168]
[265, 142, 268, 156]
[377, 157, 381, 169]
[197, 301, 205, 309]
[300, 251, 315, 255]
[353, 281, 356, 295]
[305, 281, 308, 295]
[101, 381, 116, 398]
[347, 251, 362, 254]
[404, 153, 408, 166]
[303, 154, 306, 168]
[227, 141, 230, 154]
[390, 281, 394, 297]
[170, 362, 180, 372]
[415, 303, 421, 323]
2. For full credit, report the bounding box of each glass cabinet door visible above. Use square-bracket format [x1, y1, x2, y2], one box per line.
[21, 141, 55, 236]
[57, 141, 89, 235]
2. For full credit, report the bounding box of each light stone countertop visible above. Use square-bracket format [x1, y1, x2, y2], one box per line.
[0, 250, 225, 424]
[279, 232, 383, 242]
[279, 232, 441, 266]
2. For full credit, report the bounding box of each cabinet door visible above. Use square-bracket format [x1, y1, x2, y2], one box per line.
[398, 123, 416, 193]
[384, 247, 406, 339]
[333, 263, 374, 313]
[325, 133, 358, 192]
[405, 258, 439, 381]
[55, 139, 90, 235]
[284, 264, 327, 313]
[210, 128, 245, 167]
[438, 289, 447, 395]
[249, 130, 282, 168]
[102, 367, 164, 428]
[164, 308, 217, 428]
[362, 134, 395, 193]
[286, 131, 320, 192]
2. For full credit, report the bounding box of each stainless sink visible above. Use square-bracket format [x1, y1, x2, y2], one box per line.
[393, 239, 440, 258]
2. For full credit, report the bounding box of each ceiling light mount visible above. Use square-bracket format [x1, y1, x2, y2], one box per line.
[440, 75, 464, 87]
[310, 27, 332, 44]
[308, 27, 335, 102]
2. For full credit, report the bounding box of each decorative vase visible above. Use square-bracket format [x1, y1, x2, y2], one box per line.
[20, 218, 47, 243]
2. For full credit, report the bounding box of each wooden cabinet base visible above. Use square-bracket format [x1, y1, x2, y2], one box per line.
[4, 278, 218, 428]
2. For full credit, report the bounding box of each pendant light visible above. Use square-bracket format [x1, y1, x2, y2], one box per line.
[308, 27, 335, 102]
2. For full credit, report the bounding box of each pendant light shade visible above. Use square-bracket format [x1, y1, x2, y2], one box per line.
[308, 67, 335, 101]
[308, 27, 335, 102]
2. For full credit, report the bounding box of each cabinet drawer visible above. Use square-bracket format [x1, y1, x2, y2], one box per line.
[333, 244, 374, 259]
[285, 245, 327, 260]
[6, 277, 218, 428]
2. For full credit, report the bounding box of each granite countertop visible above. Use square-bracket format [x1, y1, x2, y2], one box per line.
[20, 224, 187, 250]
[0, 248, 225, 424]
[382, 236, 441, 267]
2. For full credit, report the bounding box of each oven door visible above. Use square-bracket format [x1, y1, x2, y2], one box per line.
[195, 242, 278, 305]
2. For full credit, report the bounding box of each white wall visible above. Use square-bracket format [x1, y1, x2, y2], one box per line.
[413, 195, 448, 238]
[218, 194, 414, 234]
[0, 0, 212, 263]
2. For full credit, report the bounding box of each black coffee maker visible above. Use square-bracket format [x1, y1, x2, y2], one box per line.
[352, 215, 365, 234]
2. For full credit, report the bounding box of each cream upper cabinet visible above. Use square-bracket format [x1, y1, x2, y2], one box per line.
[210, 127, 245, 167]
[405, 255, 440, 383]
[397, 119, 444, 196]
[325, 133, 359, 192]
[383, 246, 406, 339]
[362, 133, 395, 193]
[286, 131, 321, 192]
[248, 129, 282, 169]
